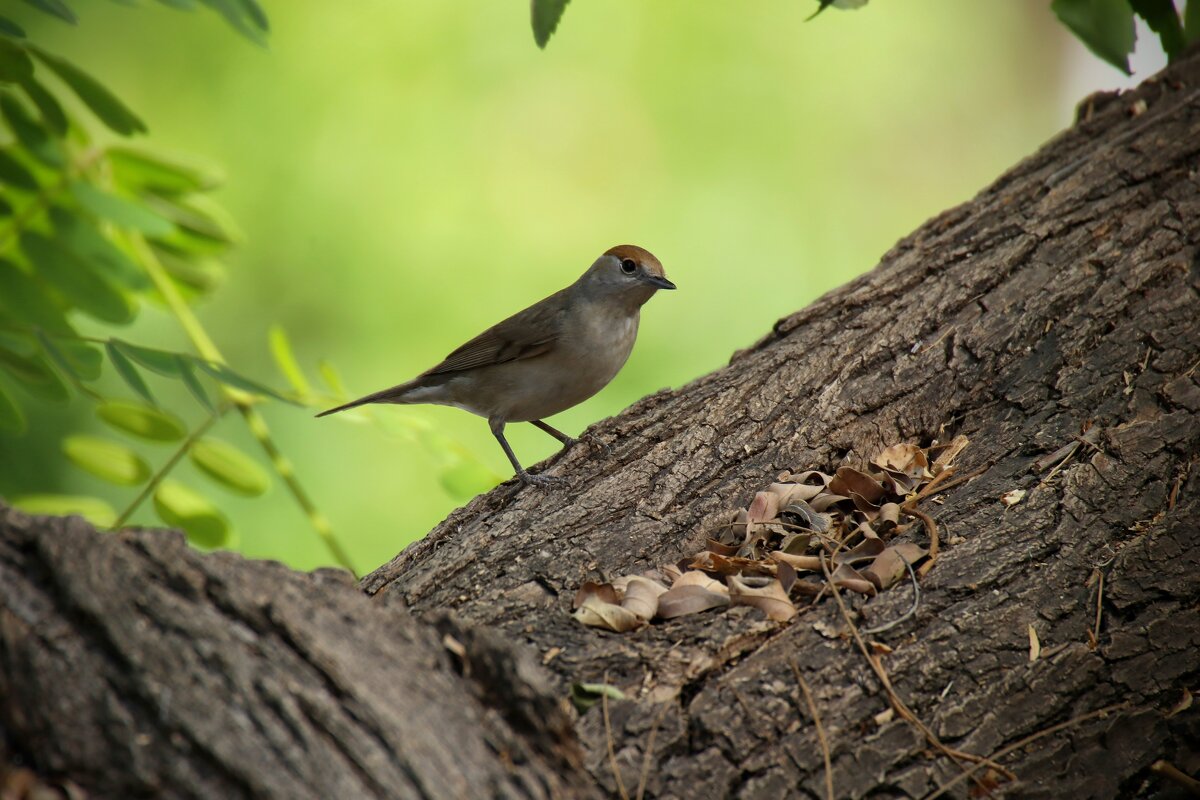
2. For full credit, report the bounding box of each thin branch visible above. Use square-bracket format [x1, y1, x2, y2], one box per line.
[789, 660, 834, 800]
[635, 701, 671, 800]
[921, 703, 1131, 800]
[601, 673, 630, 800]
[819, 552, 1014, 794]
[113, 407, 225, 529]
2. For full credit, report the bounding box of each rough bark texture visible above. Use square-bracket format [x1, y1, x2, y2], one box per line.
[4, 48, 1200, 800]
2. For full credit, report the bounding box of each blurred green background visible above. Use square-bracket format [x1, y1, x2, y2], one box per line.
[0, 1, 1144, 573]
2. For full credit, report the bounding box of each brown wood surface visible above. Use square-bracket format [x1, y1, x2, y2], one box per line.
[4, 47, 1200, 800]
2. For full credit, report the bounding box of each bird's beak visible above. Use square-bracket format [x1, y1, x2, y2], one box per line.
[644, 274, 676, 290]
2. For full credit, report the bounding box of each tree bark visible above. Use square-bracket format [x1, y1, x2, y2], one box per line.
[4, 48, 1200, 800]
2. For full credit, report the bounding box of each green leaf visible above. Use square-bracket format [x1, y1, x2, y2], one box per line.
[0, 197, 12, 216]
[142, 193, 236, 243]
[36, 330, 101, 381]
[0, 258, 71, 333]
[531, 0, 570, 48]
[155, 0, 199, 9]
[153, 479, 231, 548]
[30, 46, 146, 135]
[0, 92, 64, 166]
[176, 355, 213, 410]
[1130, 0, 1186, 57]
[0, 37, 33, 81]
[0, 148, 38, 191]
[570, 682, 626, 714]
[104, 342, 156, 404]
[194, 358, 293, 403]
[197, 0, 269, 44]
[268, 323, 310, 397]
[439, 459, 501, 501]
[19, 76, 67, 137]
[11, 494, 116, 527]
[1052, 0, 1136, 75]
[189, 437, 269, 496]
[0, 347, 69, 401]
[107, 147, 216, 195]
[113, 340, 183, 377]
[22, 0, 77, 25]
[97, 398, 187, 441]
[70, 182, 173, 235]
[1186, 0, 1200, 40]
[0, 17, 27, 38]
[63, 434, 151, 485]
[318, 359, 347, 398]
[0, 380, 25, 432]
[155, 247, 224, 295]
[19, 232, 135, 324]
[49, 206, 150, 292]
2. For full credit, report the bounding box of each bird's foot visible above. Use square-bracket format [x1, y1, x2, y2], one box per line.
[519, 471, 562, 487]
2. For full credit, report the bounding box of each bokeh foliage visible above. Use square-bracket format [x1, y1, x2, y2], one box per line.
[0, 0, 377, 571]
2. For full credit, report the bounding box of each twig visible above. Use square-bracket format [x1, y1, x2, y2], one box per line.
[819, 554, 1013, 795]
[921, 703, 1130, 800]
[635, 702, 671, 800]
[1151, 760, 1200, 796]
[602, 673, 630, 800]
[915, 463, 989, 501]
[1093, 569, 1105, 644]
[112, 408, 225, 529]
[918, 325, 956, 355]
[789, 660, 834, 800]
[862, 550, 921, 635]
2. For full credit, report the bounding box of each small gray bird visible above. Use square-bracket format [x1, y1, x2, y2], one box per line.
[317, 245, 675, 485]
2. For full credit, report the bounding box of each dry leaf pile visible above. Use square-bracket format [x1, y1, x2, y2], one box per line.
[573, 439, 968, 632]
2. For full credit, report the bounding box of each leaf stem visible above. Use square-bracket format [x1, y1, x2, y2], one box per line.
[113, 407, 223, 529]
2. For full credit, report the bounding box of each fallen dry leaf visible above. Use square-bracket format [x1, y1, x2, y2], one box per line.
[830, 562, 877, 596]
[1002, 489, 1027, 508]
[829, 467, 888, 506]
[573, 596, 643, 632]
[622, 576, 667, 621]
[568, 440, 967, 637]
[674, 570, 728, 592]
[573, 581, 618, 609]
[727, 575, 797, 621]
[862, 542, 928, 590]
[769, 551, 823, 572]
[1028, 624, 1041, 661]
[657, 585, 731, 618]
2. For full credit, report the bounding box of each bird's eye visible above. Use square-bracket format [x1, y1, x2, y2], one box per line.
[620, 259, 637, 274]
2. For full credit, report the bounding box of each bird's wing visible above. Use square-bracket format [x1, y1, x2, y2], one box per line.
[423, 288, 568, 376]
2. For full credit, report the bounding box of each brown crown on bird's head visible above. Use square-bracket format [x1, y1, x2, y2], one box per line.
[604, 244, 667, 280]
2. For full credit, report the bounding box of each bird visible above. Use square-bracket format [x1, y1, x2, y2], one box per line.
[317, 245, 675, 485]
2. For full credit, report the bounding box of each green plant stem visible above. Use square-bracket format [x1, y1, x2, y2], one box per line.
[127, 233, 356, 574]
[113, 407, 224, 529]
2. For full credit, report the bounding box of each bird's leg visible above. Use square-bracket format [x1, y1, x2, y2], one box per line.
[530, 419, 577, 449]
[532, 419, 611, 456]
[491, 418, 558, 486]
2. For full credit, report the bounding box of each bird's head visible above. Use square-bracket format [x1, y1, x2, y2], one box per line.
[579, 244, 675, 308]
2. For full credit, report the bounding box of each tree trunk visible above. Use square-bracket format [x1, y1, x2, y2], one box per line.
[4, 48, 1200, 800]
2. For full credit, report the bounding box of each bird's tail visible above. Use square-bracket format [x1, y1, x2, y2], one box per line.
[315, 380, 418, 418]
